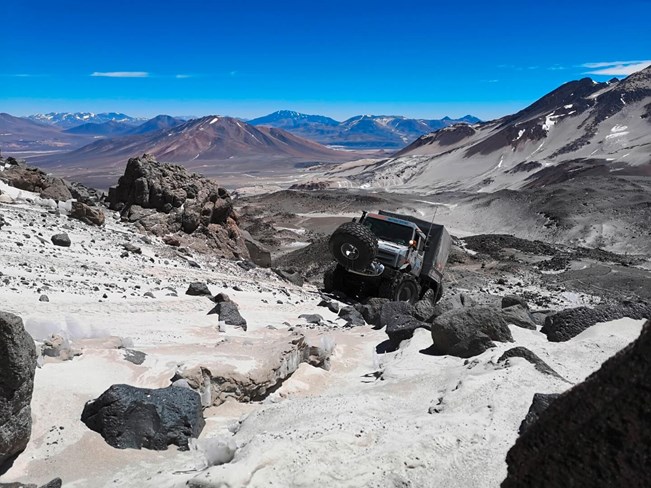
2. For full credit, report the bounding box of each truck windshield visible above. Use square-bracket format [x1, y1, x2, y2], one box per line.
[362, 217, 414, 246]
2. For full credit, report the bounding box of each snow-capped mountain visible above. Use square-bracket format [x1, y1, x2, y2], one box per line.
[26, 112, 143, 129]
[249, 111, 480, 149]
[332, 66, 651, 192]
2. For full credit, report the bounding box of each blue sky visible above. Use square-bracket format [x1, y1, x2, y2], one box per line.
[2, 0, 650, 120]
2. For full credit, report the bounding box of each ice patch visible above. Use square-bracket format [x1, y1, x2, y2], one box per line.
[611, 124, 628, 133]
[210, 117, 220, 124]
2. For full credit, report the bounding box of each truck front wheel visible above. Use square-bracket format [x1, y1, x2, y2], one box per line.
[379, 273, 420, 304]
[329, 222, 378, 272]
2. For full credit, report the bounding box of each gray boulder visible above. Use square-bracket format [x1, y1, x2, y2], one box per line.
[80, 384, 205, 450]
[0, 478, 62, 488]
[0, 312, 37, 468]
[50, 233, 71, 247]
[503, 319, 651, 487]
[430, 306, 513, 357]
[379, 301, 415, 328]
[298, 314, 323, 325]
[431, 292, 476, 319]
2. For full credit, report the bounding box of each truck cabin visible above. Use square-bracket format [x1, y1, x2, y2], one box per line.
[359, 213, 426, 250]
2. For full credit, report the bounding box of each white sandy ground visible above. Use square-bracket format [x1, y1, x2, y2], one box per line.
[0, 185, 645, 487]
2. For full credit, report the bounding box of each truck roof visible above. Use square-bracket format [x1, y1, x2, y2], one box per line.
[365, 212, 422, 232]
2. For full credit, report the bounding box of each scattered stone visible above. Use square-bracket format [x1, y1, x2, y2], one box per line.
[517, 393, 561, 434]
[211, 292, 232, 304]
[0, 477, 63, 488]
[318, 299, 340, 314]
[504, 320, 651, 487]
[68, 201, 105, 226]
[50, 233, 71, 247]
[122, 349, 147, 365]
[143, 291, 155, 298]
[186, 282, 211, 296]
[274, 268, 304, 287]
[81, 384, 205, 450]
[38, 295, 49, 303]
[163, 235, 181, 247]
[236, 260, 256, 272]
[41, 335, 81, 361]
[122, 243, 142, 254]
[299, 314, 323, 324]
[0, 311, 37, 468]
[498, 347, 565, 380]
[338, 306, 365, 327]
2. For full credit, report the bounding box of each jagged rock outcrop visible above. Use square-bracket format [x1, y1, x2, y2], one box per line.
[173, 333, 334, 407]
[542, 300, 651, 341]
[0, 312, 37, 469]
[80, 384, 205, 451]
[0, 161, 71, 202]
[107, 154, 249, 259]
[68, 201, 105, 226]
[503, 320, 651, 487]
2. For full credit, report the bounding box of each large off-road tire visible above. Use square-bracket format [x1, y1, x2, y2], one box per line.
[434, 281, 444, 303]
[329, 222, 378, 272]
[379, 273, 421, 304]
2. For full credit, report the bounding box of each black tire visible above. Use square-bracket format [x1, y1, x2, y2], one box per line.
[379, 273, 421, 304]
[329, 222, 378, 271]
[323, 264, 344, 292]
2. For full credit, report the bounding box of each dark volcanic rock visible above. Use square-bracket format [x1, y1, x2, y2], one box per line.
[501, 305, 537, 330]
[354, 297, 389, 327]
[431, 306, 513, 357]
[122, 349, 147, 365]
[503, 320, 651, 488]
[379, 301, 415, 328]
[299, 314, 323, 324]
[50, 233, 71, 247]
[542, 301, 651, 341]
[501, 295, 529, 310]
[274, 268, 304, 287]
[68, 201, 105, 226]
[80, 384, 205, 450]
[107, 154, 248, 260]
[386, 315, 430, 344]
[209, 302, 247, 330]
[338, 306, 365, 327]
[0, 312, 37, 468]
[0, 478, 63, 488]
[185, 282, 211, 296]
[517, 393, 561, 435]
[498, 347, 564, 379]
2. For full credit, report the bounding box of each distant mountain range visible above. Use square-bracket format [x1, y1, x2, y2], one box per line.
[33, 116, 360, 188]
[27, 112, 144, 129]
[248, 110, 480, 149]
[331, 66, 651, 192]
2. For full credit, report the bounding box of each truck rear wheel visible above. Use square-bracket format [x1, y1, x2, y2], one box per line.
[329, 222, 378, 272]
[379, 273, 420, 304]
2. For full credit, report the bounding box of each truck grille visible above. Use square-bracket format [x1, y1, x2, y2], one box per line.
[376, 249, 397, 267]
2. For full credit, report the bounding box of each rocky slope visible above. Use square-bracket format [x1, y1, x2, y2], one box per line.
[327, 66, 651, 192]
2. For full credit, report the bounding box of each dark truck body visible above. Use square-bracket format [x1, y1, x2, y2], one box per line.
[326, 209, 452, 303]
[377, 210, 452, 289]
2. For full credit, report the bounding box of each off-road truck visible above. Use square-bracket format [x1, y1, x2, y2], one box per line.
[324, 210, 451, 303]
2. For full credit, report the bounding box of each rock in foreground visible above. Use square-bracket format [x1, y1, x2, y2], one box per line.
[503, 320, 651, 487]
[0, 312, 37, 468]
[80, 384, 205, 451]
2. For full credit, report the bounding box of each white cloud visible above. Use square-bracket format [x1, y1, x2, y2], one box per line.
[175, 74, 192, 79]
[582, 60, 651, 76]
[90, 71, 149, 78]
